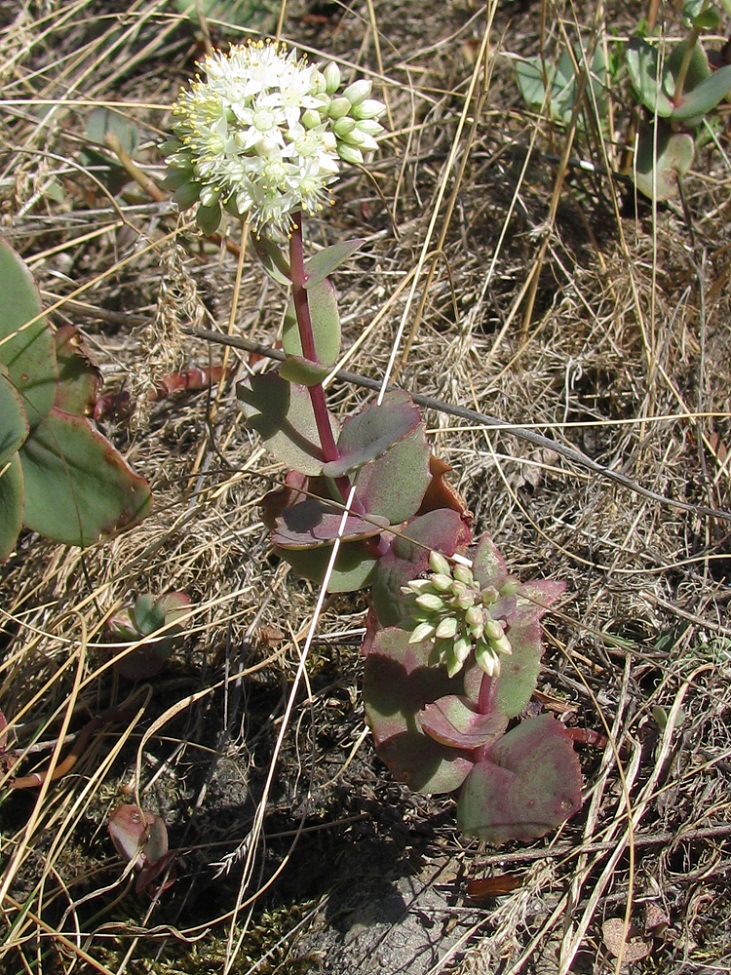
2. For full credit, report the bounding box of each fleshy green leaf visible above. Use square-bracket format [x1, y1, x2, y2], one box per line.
[0, 451, 24, 560]
[237, 373, 339, 476]
[364, 626, 473, 793]
[0, 367, 29, 466]
[279, 355, 332, 387]
[626, 38, 674, 116]
[0, 237, 57, 427]
[175, 0, 277, 31]
[86, 106, 139, 157]
[304, 239, 364, 287]
[672, 64, 731, 119]
[456, 715, 583, 843]
[322, 391, 422, 478]
[53, 326, 101, 415]
[130, 595, 167, 636]
[418, 695, 508, 749]
[353, 424, 431, 524]
[282, 280, 341, 369]
[274, 539, 379, 593]
[635, 123, 695, 201]
[251, 235, 291, 285]
[516, 44, 608, 126]
[20, 408, 152, 546]
[272, 497, 389, 548]
[472, 534, 509, 591]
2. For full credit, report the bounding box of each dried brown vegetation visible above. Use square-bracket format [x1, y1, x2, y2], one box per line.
[1, 1, 730, 973]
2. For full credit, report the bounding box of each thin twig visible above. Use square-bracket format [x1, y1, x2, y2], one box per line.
[188, 327, 731, 524]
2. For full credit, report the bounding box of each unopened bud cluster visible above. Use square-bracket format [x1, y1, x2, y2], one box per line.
[403, 552, 516, 678]
[162, 41, 385, 238]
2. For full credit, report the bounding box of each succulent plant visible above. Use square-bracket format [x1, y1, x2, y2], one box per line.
[363, 534, 583, 843]
[107, 592, 191, 680]
[0, 238, 151, 559]
[162, 44, 587, 845]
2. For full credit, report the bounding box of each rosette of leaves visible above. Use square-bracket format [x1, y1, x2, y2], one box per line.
[107, 592, 191, 679]
[627, 2, 731, 200]
[363, 534, 583, 844]
[0, 238, 151, 559]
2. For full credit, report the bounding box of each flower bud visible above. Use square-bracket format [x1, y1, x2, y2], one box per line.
[476, 643, 499, 677]
[357, 118, 384, 137]
[484, 619, 504, 642]
[323, 61, 341, 93]
[328, 96, 352, 120]
[343, 79, 372, 106]
[410, 621, 435, 644]
[430, 573, 453, 593]
[337, 142, 364, 165]
[453, 564, 474, 586]
[333, 116, 357, 138]
[301, 108, 323, 129]
[415, 593, 445, 613]
[352, 98, 386, 120]
[465, 605, 483, 629]
[435, 616, 458, 640]
[199, 185, 221, 208]
[429, 551, 452, 577]
[453, 634, 472, 664]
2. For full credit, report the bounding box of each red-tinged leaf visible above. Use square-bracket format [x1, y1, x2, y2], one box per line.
[322, 391, 422, 478]
[237, 373, 339, 476]
[370, 509, 472, 629]
[20, 407, 152, 546]
[456, 714, 583, 843]
[466, 872, 523, 900]
[418, 455, 472, 519]
[364, 626, 473, 793]
[463, 618, 543, 718]
[136, 849, 177, 895]
[472, 535, 509, 591]
[354, 424, 431, 524]
[601, 918, 652, 964]
[53, 325, 101, 415]
[418, 695, 508, 749]
[108, 804, 156, 868]
[272, 497, 389, 548]
[304, 239, 364, 287]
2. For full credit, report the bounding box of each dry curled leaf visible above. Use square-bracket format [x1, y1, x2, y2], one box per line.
[602, 917, 652, 965]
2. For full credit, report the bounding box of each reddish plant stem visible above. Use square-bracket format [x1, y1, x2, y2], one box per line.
[9, 710, 135, 790]
[289, 217, 340, 464]
[289, 216, 355, 507]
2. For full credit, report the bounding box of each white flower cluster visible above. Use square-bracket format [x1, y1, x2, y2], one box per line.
[403, 552, 515, 679]
[163, 41, 386, 238]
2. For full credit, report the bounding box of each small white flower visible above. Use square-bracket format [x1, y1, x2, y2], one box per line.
[164, 42, 386, 238]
